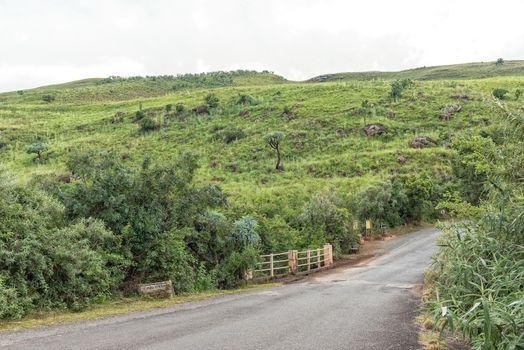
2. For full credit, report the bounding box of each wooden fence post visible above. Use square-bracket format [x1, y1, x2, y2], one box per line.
[324, 243, 333, 266]
[270, 253, 274, 277]
[288, 250, 297, 274]
[316, 248, 321, 268]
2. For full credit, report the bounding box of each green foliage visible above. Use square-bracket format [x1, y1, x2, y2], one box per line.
[228, 216, 260, 250]
[515, 89, 522, 100]
[139, 116, 158, 132]
[26, 142, 47, 160]
[299, 189, 358, 255]
[492, 88, 508, 99]
[389, 78, 413, 100]
[496, 58, 504, 66]
[264, 131, 284, 170]
[42, 94, 55, 103]
[0, 173, 122, 319]
[165, 104, 173, 113]
[426, 101, 524, 349]
[237, 94, 256, 105]
[204, 93, 219, 109]
[212, 127, 246, 144]
[134, 110, 146, 121]
[63, 152, 226, 288]
[175, 103, 185, 113]
[216, 246, 259, 289]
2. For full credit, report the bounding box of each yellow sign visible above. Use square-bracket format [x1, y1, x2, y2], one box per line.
[365, 220, 371, 230]
[353, 220, 359, 231]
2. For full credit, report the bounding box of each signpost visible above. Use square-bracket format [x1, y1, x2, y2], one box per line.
[138, 280, 173, 298]
[365, 219, 372, 237]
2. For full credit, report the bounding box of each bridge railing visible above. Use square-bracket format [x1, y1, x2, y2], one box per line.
[251, 244, 333, 280]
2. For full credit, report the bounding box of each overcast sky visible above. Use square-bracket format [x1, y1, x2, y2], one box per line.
[1, 0, 523, 92]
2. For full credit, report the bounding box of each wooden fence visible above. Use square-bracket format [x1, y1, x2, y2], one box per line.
[251, 244, 333, 280]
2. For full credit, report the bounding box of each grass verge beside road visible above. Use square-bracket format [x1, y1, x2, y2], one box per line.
[0, 283, 280, 333]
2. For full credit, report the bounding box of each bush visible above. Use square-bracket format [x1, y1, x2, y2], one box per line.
[204, 93, 219, 109]
[216, 246, 259, 289]
[237, 94, 256, 105]
[139, 116, 158, 131]
[64, 152, 228, 290]
[42, 94, 55, 103]
[134, 110, 146, 121]
[0, 174, 123, 318]
[299, 189, 358, 254]
[389, 79, 413, 100]
[175, 103, 185, 113]
[492, 88, 508, 99]
[213, 127, 246, 144]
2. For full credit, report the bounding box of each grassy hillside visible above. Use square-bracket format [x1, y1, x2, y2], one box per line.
[1, 69, 523, 251]
[309, 60, 524, 82]
[1, 66, 523, 322]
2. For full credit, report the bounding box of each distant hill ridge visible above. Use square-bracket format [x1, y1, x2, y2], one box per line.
[307, 60, 524, 82]
[2, 60, 523, 101]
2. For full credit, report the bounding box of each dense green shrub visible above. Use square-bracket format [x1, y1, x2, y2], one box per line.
[42, 94, 55, 103]
[299, 189, 358, 255]
[237, 94, 256, 105]
[492, 88, 508, 99]
[139, 116, 158, 131]
[212, 127, 246, 144]
[175, 103, 185, 113]
[389, 79, 413, 100]
[0, 174, 122, 319]
[204, 93, 219, 109]
[427, 105, 524, 349]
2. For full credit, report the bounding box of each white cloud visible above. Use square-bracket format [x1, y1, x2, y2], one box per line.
[0, 0, 523, 91]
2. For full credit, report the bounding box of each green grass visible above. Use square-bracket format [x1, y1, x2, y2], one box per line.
[0, 67, 523, 251]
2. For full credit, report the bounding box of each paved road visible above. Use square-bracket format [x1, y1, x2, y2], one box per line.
[1, 228, 440, 350]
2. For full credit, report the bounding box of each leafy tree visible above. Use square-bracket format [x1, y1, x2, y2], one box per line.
[264, 131, 284, 170]
[492, 88, 508, 99]
[42, 94, 55, 103]
[496, 57, 504, 65]
[26, 142, 47, 161]
[204, 93, 219, 109]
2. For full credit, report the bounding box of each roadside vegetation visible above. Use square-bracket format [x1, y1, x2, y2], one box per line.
[1, 64, 523, 328]
[424, 95, 524, 349]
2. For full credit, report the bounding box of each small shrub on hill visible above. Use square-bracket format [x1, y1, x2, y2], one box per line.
[204, 93, 219, 109]
[42, 94, 55, 103]
[492, 88, 508, 99]
[139, 116, 158, 132]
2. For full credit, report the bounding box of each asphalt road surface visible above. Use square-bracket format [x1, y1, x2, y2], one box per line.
[1, 227, 440, 350]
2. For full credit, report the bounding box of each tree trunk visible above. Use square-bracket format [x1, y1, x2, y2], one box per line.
[275, 147, 281, 170]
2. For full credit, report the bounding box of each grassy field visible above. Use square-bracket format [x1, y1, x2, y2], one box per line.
[0, 66, 523, 251]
